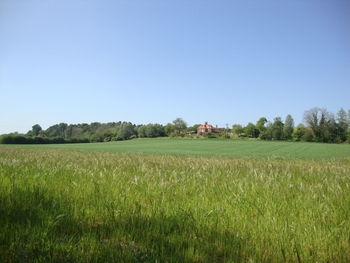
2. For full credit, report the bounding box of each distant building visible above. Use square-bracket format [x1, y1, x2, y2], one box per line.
[197, 122, 220, 134]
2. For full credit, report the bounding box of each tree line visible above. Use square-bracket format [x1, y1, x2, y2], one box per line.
[0, 118, 192, 144]
[1, 107, 349, 144]
[232, 107, 350, 143]
[0, 136, 89, 144]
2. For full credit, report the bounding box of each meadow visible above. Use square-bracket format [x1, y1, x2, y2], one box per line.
[4, 138, 350, 159]
[1, 144, 350, 262]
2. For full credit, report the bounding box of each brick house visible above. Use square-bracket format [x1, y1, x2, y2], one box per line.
[197, 122, 220, 134]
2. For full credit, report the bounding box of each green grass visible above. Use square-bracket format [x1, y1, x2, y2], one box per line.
[2, 138, 350, 159]
[1, 147, 350, 262]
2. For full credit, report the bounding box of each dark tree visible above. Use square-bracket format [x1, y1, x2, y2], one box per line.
[271, 117, 284, 140]
[244, 123, 259, 138]
[283, 115, 294, 140]
[256, 117, 268, 133]
[31, 124, 42, 136]
[337, 108, 348, 142]
[304, 107, 330, 142]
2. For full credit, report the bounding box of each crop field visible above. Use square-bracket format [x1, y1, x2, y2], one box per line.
[4, 138, 350, 159]
[1, 146, 350, 262]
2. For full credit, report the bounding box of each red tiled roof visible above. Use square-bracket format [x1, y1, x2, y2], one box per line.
[197, 122, 215, 129]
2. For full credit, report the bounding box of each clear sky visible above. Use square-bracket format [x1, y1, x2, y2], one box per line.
[1, 0, 349, 134]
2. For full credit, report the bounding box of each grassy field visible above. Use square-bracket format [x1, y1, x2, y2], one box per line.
[1, 147, 350, 262]
[3, 138, 350, 159]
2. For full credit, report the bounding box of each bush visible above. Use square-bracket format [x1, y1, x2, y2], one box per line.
[0, 135, 90, 144]
[205, 132, 217, 138]
[169, 132, 180, 137]
[302, 129, 314, 142]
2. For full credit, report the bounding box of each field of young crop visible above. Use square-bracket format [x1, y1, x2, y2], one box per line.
[4, 138, 350, 159]
[1, 147, 350, 262]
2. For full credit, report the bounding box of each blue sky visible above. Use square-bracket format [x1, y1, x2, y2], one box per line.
[0, 0, 349, 134]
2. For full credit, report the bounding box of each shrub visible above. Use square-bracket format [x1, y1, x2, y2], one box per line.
[0, 135, 90, 144]
[302, 129, 315, 142]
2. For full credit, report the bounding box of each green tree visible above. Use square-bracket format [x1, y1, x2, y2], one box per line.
[139, 124, 166, 138]
[283, 115, 294, 140]
[71, 127, 84, 138]
[45, 123, 68, 138]
[31, 124, 42, 136]
[186, 124, 201, 133]
[172, 118, 187, 131]
[304, 107, 330, 142]
[256, 117, 267, 133]
[232, 124, 244, 137]
[116, 122, 136, 140]
[90, 122, 102, 134]
[327, 114, 340, 143]
[58, 123, 68, 138]
[271, 117, 284, 140]
[337, 108, 348, 142]
[244, 123, 259, 138]
[302, 128, 315, 142]
[137, 125, 147, 138]
[164, 123, 174, 136]
[259, 121, 273, 140]
[292, 124, 306, 141]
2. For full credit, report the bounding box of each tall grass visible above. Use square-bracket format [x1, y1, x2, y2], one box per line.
[0, 148, 349, 262]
